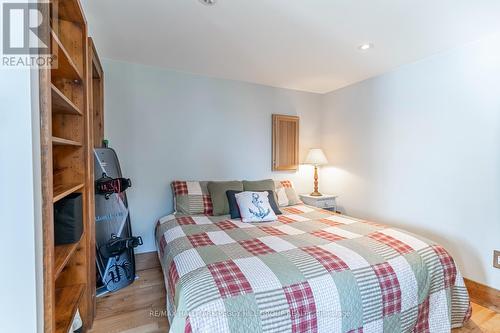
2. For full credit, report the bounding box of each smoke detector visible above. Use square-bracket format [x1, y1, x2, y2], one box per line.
[358, 43, 374, 51]
[199, 0, 217, 5]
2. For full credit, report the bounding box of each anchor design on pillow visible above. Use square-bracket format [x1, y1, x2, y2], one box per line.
[249, 193, 271, 219]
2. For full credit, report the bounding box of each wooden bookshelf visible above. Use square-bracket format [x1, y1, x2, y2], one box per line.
[53, 183, 84, 202]
[51, 83, 82, 115]
[58, 0, 86, 24]
[86, 37, 104, 321]
[54, 242, 80, 278]
[39, 0, 100, 331]
[89, 38, 104, 148]
[55, 284, 85, 333]
[52, 136, 82, 147]
[51, 30, 83, 82]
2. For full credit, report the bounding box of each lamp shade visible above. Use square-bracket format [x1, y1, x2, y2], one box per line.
[304, 148, 328, 166]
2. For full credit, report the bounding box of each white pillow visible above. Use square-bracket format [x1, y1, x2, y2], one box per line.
[235, 191, 278, 223]
[276, 187, 289, 207]
[274, 180, 301, 206]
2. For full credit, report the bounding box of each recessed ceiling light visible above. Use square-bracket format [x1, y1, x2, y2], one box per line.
[358, 43, 374, 51]
[199, 0, 217, 5]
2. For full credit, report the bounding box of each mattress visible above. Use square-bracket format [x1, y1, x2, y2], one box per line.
[155, 204, 471, 333]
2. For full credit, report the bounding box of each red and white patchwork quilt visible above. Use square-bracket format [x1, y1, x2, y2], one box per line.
[155, 205, 471, 332]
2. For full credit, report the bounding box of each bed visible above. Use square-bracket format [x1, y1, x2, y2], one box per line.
[155, 204, 471, 333]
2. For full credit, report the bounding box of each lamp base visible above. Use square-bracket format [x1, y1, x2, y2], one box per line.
[310, 191, 323, 197]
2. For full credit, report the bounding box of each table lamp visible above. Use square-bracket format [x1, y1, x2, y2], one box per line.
[304, 148, 328, 196]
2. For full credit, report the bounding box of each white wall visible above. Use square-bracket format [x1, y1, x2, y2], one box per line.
[320, 34, 500, 290]
[0, 2, 47, 330]
[0, 67, 42, 331]
[102, 35, 500, 290]
[103, 59, 322, 253]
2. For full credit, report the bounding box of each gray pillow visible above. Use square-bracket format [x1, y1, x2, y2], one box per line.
[207, 181, 244, 215]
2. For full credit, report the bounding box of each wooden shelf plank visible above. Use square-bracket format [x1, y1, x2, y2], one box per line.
[54, 242, 80, 278]
[52, 136, 82, 147]
[55, 284, 85, 333]
[58, 0, 86, 25]
[53, 183, 84, 202]
[52, 83, 82, 115]
[51, 30, 83, 82]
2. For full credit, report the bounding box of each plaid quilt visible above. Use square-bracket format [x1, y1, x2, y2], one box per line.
[155, 205, 471, 333]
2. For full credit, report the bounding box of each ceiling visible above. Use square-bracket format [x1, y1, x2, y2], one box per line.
[82, 0, 500, 93]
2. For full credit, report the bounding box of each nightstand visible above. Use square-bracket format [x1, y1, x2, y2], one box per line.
[299, 194, 338, 212]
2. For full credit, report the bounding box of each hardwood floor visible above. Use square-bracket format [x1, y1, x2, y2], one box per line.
[461, 303, 500, 333]
[90, 266, 500, 333]
[89, 266, 168, 333]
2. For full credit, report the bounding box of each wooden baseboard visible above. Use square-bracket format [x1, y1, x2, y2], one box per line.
[464, 278, 500, 312]
[135, 251, 160, 271]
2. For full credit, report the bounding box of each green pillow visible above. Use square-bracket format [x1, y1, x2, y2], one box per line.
[243, 179, 277, 202]
[207, 181, 244, 215]
[242, 179, 275, 192]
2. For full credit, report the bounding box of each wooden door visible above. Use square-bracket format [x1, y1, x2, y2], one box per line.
[272, 114, 299, 171]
